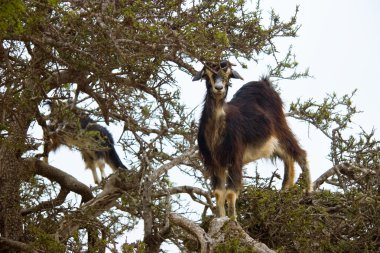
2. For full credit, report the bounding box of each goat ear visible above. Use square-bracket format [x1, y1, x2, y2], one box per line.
[192, 70, 204, 81]
[231, 70, 244, 80]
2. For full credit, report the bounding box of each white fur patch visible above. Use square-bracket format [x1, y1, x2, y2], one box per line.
[215, 106, 225, 118]
[242, 136, 279, 164]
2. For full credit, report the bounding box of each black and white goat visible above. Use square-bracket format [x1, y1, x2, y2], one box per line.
[42, 102, 127, 184]
[193, 61, 312, 219]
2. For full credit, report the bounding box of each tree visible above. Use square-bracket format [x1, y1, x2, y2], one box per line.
[1, 1, 378, 252]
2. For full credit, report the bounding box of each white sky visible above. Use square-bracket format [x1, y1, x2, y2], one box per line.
[182, 0, 380, 182]
[45, 0, 380, 185]
[39, 1, 380, 251]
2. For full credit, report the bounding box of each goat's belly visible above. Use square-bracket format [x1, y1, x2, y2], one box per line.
[242, 136, 279, 164]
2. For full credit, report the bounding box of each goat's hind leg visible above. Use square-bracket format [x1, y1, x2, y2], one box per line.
[84, 158, 101, 185]
[279, 135, 312, 192]
[296, 153, 313, 193]
[211, 168, 227, 217]
[281, 155, 296, 190]
[96, 159, 106, 181]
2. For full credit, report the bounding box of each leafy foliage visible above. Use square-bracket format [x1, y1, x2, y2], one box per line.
[1, 1, 379, 252]
[238, 187, 380, 252]
[289, 91, 380, 192]
[0, 0, 25, 37]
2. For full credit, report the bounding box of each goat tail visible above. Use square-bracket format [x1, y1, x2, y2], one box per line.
[260, 76, 273, 88]
[107, 146, 128, 171]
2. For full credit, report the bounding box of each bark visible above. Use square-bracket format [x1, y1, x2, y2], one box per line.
[21, 188, 70, 216]
[313, 162, 377, 190]
[21, 158, 93, 216]
[169, 214, 276, 253]
[27, 158, 94, 203]
[208, 218, 275, 253]
[0, 237, 37, 253]
[153, 185, 213, 208]
[0, 143, 24, 253]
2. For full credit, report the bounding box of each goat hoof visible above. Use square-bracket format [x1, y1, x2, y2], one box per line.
[229, 215, 237, 222]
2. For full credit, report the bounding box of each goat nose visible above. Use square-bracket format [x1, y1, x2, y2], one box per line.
[215, 78, 224, 90]
[215, 84, 223, 90]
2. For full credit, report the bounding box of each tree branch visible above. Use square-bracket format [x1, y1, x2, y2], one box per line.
[153, 185, 212, 209]
[21, 188, 70, 216]
[43, 69, 82, 91]
[313, 162, 377, 190]
[0, 236, 37, 253]
[208, 218, 276, 253]
[169, 213, 212, 253]
[55, 170, 138, 242]
[150, 146, 198, 182]
[169, 214, 276, 253]
[27, 158, 94, 202]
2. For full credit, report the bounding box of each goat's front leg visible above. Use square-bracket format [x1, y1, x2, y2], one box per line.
[226, 189, 238, 220]
[214, 188, 226, 217]
[212, 168, 227, 217]
[226, 163, 242, 221]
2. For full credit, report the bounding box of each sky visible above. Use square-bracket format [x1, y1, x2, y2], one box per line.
[45, 0, 380, 186]
[41, 1, 380, 251]
[182, 0, 380, 182]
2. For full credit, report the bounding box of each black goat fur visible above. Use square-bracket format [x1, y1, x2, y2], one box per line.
[194, 61, 312, 219]
[42, 102, 127, 184]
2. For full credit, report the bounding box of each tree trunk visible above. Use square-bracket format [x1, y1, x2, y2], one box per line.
[0, 142, 23, 253]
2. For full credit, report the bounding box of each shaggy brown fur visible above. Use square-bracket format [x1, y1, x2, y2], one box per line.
[193, 61, 312, 219]
[42, 102, 127, 184]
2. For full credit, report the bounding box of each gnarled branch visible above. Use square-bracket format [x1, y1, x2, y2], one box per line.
[169, 213, 212, 253]
[169, 214, 276, 253]
[153, 185, 212, 209]
[26, 158, 93, 202]
[55, 170, 138, 242]
[313, 162, 377, 190]
[0, 236, 37, 253]
[21, 188, 70, 216]
[150, 146, 198, 182]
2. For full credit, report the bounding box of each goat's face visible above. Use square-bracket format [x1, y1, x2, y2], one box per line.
[192, 61, 243, 99]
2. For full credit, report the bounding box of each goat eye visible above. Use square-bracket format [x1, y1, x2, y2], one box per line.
[209, 63, 217, 69]
[220, 61, 228, 69]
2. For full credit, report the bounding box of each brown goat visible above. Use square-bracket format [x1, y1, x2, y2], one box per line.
[42, 102, 128, 184]
[193, 61, 312, 219]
